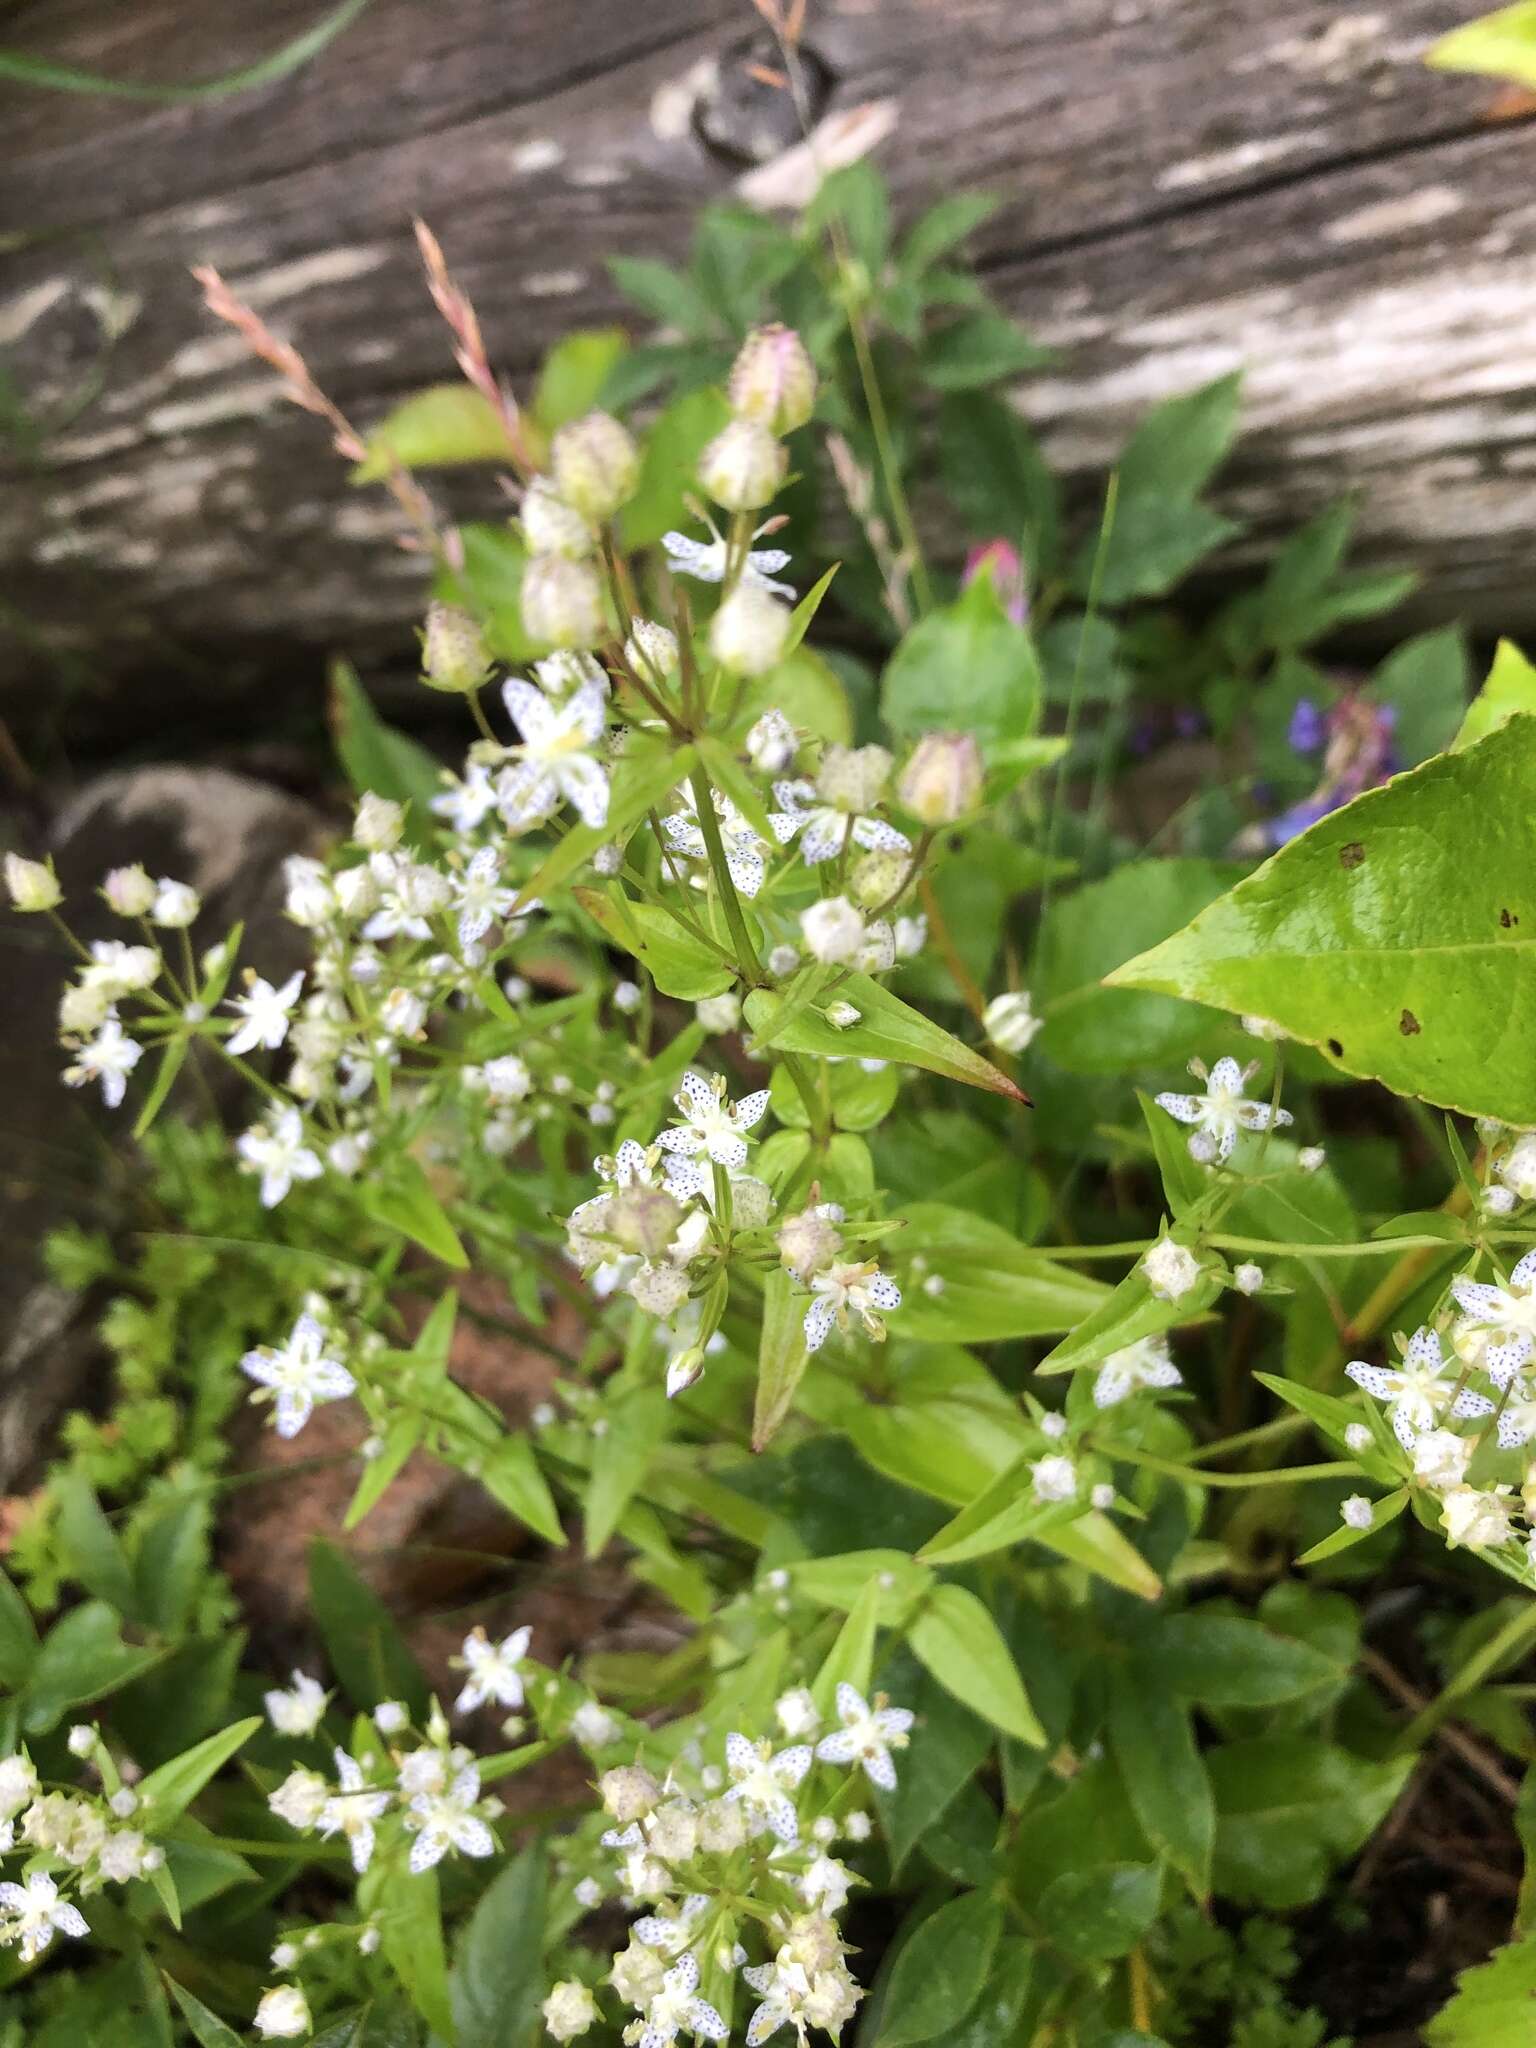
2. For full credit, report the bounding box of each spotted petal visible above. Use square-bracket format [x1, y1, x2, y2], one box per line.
[803, 1296, 837, 1353]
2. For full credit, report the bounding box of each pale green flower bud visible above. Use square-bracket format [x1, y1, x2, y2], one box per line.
[102, 864, 156, 917]
[521, 477, 595, 560]
[551, 410, 639, 521]
[851, 850, 907, 908]
[778, 1204, 843, 1281]
[599, 1763, 661, 1822]
[420, 600, 492, 693]
[609, 1183, 684, 1261]
[728, 323, 817, 434]
[982, 989, 1041, 1054]
[521, 553, 606, 650]
[709, 585, 790, 675]
[354, 793, 404, 851]
[542, 1981, 599, 2041]
[5, 852, 61, 912]
[817, 743, 892, 813]
[697, 417, 787, 513]
[898, 731, 983, 825]
[624, 619, 679, 681]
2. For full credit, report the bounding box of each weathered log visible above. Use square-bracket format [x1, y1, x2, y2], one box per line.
[2, 0, 1533, 744]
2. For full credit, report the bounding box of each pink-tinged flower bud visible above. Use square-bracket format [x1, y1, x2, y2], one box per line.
[665, 1347, 707, 1399]
[728, 324, 817, 434]
[898, 731, 984, 825]
[5, 852, 61, 912]
[521, 554, 606, 650]
[778, 1204, 843, 1281]
[421, 600, 491, 693]
[963, 539, 1028, 625]
[520, 477, 595, 560]
[102, 864, 156, 917]
[697, 418, 787, 513]
[709, 584, 790, 675]
[550, 410, 639, 521]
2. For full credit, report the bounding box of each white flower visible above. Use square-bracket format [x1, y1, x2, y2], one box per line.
[696, 992, 741, 1034]
[269, 1768, 329, 1831]
[0, 1757, 38, 1821]
[483, 1055, 532, 1102]
[636, 1954, 729, 2048]
[96, 1829, 154, 1883]
[5, 852, 61, 911]
[746, 709, 797, 773]
[63, 1017, 143, 1108]
[543, 1980, 599, 2041]
[775, 1687, 821, 1740]
[361, 852, 450, 942]
[662, 524, 795, 599]
[432, 759, 500, 836]
[661, 789, 768, 898]
[770, 776, 910, 869]
[237, 1107, 323, 1208]
[284, 856, 335, 927]
[659, 1070, 769, 1173]
[317, 1750, 390, 1875]
[982, 990, 1041, 1055]
[723, 1732, 813, 1845]
[1297, 1145, 1326, 1172]
[1030, 1454, 1078, 1503]
[1346, 1326, 1488, 1446]
[1452, 1250, 1536, 1386]
[354, 793, 404, 851]
[570, 1702, 619, 1749]
[241, 1313, 355, 1438]
[1155, 1056, 1292, 1165]
[227, 970, 304, 1056]
[0, 1872, 89, 1963]
[102, 864, 156, 917]
[894, 913, 927, 960]
[1142, 1237, 1201, 1302]
[1344, 1421, 1373, 1454]
[815, 1682, 913, 1792]
[1486, 1184, 1519, 1217]
[498, 677, 610, 831]
[804, 1260, 900, 1352]
[1093, 1334, 1182, 1408]
[454, 1625, 532, 1714]
[406, 1764, 496, 1873]
[613, 980, 642, 1014]
[374, 1701, 409, 1735]
[1340, 1495, 1374, 1531]
[82, 939, 159, 999]
[800, 896, 865, 964]
[1490, 1375, 1536, 1450]
[254, 1985, 311, 2039]
[1233, 1261, 1264, 1295]
[1440, 1484, 1517, 1549]
[1496, 1135, 1536, 1203]
[800, 1853, 854, 1913]
[453, 846, 517, 948]
[264, 1671, 329, 1737]
[151, 878, 200, 928]
[379, 986, 427, 1038]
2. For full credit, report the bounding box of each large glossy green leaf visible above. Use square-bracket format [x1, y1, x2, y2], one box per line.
[533, 330, 629, 433]
[1037, 1861, 1163, 1962]
[742, 978, 1025, 1100]
[1207, 1736, 1412, 1907]
[908, 1584, 1044, 1745]
[1109, 717, 1536, 1122]
[360, 1155, 468, 1267]
[21, 1601, 166, 1732]
[452, 1847, 547, 2048]
[877, 1892, 1004, 2046]
[1457, 637, 1536, 748]
[619, 387, 733, 549]
[1108, 1670, 1212, 1899]
[1156, 1613, 1342, 1705]
[0, 1566, 38, 1689]
[875, 1651, 995, 1876]
[328, 659, 443, 841]
[354, 384, 517, 479]
[881, 574, 1042, 746]
[576, 886, 733, 1000]
[1427, 1936, 1536, 2047]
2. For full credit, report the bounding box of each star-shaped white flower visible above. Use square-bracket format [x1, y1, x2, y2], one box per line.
[723, 1732, 813, 1845]
[1452, 1249, 1536, 1386]
[814, 1682, 913, 1792]
[661, 789, 769, 898]
[236, 1106, 323, 1208]
[1155, 1056, 1292, 1165]
[453, 1624, 532, 1714]
[432, 759, 499, 836]
[226, 970, 304, 1056]
[63, 1016, 143, 1108]
[1490, 1374, 1536, 1450]
[769, 777, 910, 868]
[1346, 1326, 1485, 1446]
[81, 939, 160, 999]
[406, 1763, 496, 1872]
[1093, 1334, 1182, 1408]
[662, 523, 795, 600]
[317, 1750, 390, 1874]
[264, 1670, 328, 1736]
[0, 1872, 89, 1963]
[637, 1954, 729, 2048]
[659, 1071, 769, 1172]
[803, 1261, 901, 1353]
[241, 1312, 355, 1438]
[452, 846, 517, 948]
[497, 677, 610, 831]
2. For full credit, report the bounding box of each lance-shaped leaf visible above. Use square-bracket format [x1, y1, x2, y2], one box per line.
[1106, 718, 1536, 1124]
[753, 1267, 811, 1451]
[742, 976, 1026, 1099]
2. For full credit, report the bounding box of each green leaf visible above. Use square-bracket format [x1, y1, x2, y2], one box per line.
[328, 659, 443, 840]
[360, 1155, 468, 1267]
[586, 1389, 670, 1556]
[922, 313, 1051, 391]
[522, 741, 694, 905]
[374, 1861, 454, 2040]
[308, 1541, 430, 1716]
[824, 1347, 1032, 1507]
[575, 886, 733, 1000]
[1033, 1511, 1163, 1600]
[22, 1601, 165, 1732]
[354, 384, 517, 479]
[1208, 1735, 1412, 1908]
[1037, 1861, 1162, 1962]
[877, 1891, 1004, 2046]
[792, 1549, 932, 1620]
[1120, 373, 1243, 501]
[1457, 637, 1536, 749]
[1296, 1486, 1410, 1564]
[811, 1573, 882, 1719]
[1156, 1613, 1342, 1705]
[132, 1036, 190, 1139]
[1427, 2, 1536, 88]
[881, 574, 1042, 746]
[742, 976, 1025, 1100]
[752, 1268, 811, 1452]
[534, 330, 629, 433]
[55, 1472, 137, 1617]
[1107, 717, 1536, 1122]
[876, 1651, 995, 1875]
[452, 1846, 547, 2048]
[1036, 1256, 1221, 1376]
[909, 1584, 1044, 1746]
[939, 393, 1061, 576]
[164, 1981, 243, 2048]
[620, 388, 733, 549]
[0, 1566, 38, 1689]
[901, 193, 999, 275]
[136, 1719, 261, 1822]
[1427, 1934, 1536, 2047]
[1108, 1670, 1212, 1899]
[916, 1457, 1082, 1568]
[344, 1414, 425, 1531]
[893, 1203, 1111, 1345]
[1369, 625, 1468, 767]
[480, 1432, 565, 1546]
[134, 1489, 212, 1635]
[0, 0, 372, 101]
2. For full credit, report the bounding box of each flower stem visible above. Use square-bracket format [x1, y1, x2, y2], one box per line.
[689, 763, 764, 990]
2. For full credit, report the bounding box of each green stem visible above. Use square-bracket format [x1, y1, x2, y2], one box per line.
[1391, 1599, 1536, 1755]
[1186, 1413, 1309, 1467]
[688, 763, 763, 988]
[1097, 1442, 1356, 1489]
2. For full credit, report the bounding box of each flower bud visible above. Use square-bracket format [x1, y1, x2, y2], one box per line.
[1233, 1261, 1264, 1295]
[521, 553, 606, 650]
[709, 585, 790, 675]
[627, 1262, 690, 1318]
[728, 323, 817, 434]
[600, 1763, 661, 1823]
[851, 850, 907, 908]
[962, 538, 1027, 625]
[102, 865, 156, 917]
[609, 1183, 684, 1261]
[151, 879, 200, 928]
[982, 989, 1041, 1054]
[778, 1204, 843, 1281]
[817, 743, 892, 813]
[825, 999, 862, 1029]
[666, 1346, 707, 1399]
[416, 600, 489, 694]
[695, 992, 741, 1034]
[534, 649, 607, 698]
[550, 410, 640, 521]
[334, 863, 380, 920]
[67, 1724, 96, 1758]
[254, 1986, 311, 2040]
[800, 895, 865, 965]
[542, 1981, 599, 2042]
[697, 418, 787, 513]
[520, 477, 595, 560]
[899, 732, 983, 825]
[746, 708, 796, 773]
[623, 619, 679, 681]
[4, 852, 61, 912]
[354, 793, 404, 851]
